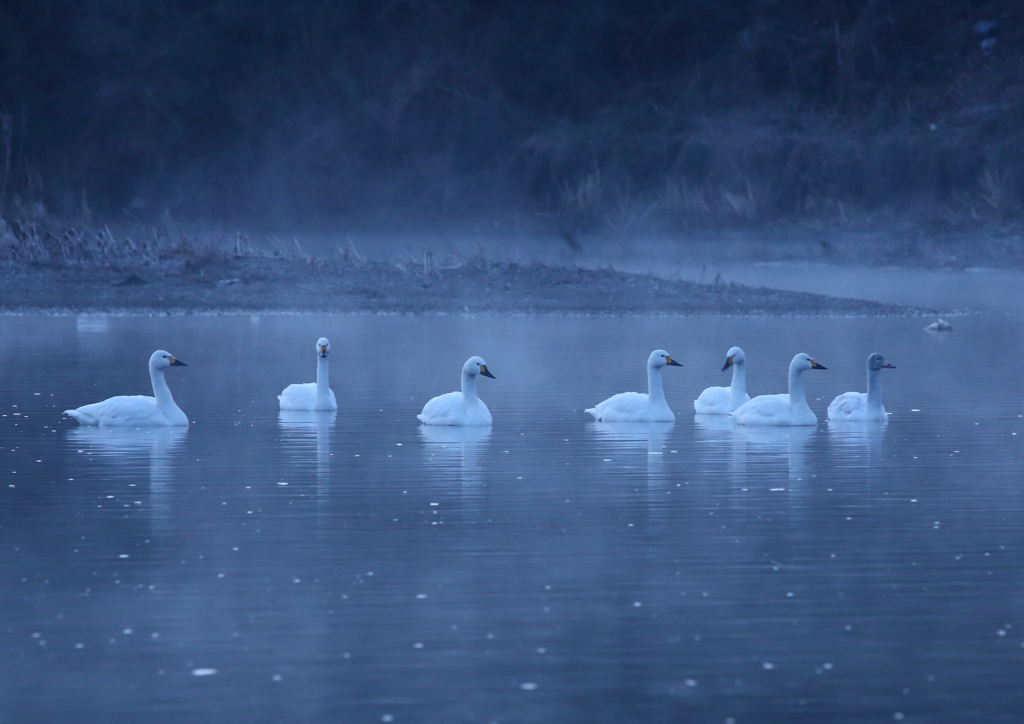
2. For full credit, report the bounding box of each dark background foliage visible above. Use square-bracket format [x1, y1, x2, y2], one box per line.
[2, 0, 1023, 232]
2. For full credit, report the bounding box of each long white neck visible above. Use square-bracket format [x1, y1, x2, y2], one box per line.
[149, 364, 179, 414]
[316, 355, 331, 406]
[461, 369, 479, 404]
[787, 364, 808, 411]
[647, 364, 666, 405]
[866, 367, 883, 410]
[729, 360, 748, 408]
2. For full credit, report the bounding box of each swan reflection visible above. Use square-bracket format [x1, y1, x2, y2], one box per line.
[827, 420, 886, 470]
[589, 421, 673, 481]
[278, 410, 336, 477]
[66, 426, 187, 530]
[419, 426, 491, 514]
[734, 425, 816, 483]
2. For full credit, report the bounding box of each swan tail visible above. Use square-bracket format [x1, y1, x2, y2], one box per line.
[584, 407, 600, 420]
[64, 409, 94, 425]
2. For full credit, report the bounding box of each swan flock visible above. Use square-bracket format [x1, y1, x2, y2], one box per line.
[63, 340, 895, 429]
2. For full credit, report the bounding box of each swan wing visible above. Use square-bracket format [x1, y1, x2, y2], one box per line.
[587, 392, 672, 422]
[279, 383, 337, 411]
[828, 392, 886, 422]
[732, 393, 793, 426]
[417, 391, 465, 425]
[65, 395, 172, 426]
[694, 386, 729, 415]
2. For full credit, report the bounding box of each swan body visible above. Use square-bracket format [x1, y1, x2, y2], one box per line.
[418, 356, 495, 426]
[828, 353, 895, 422]
[731, 353, 826, 426]
[694, 346, 751, 414]
[64, 350, 189, 427]
[279, 337, 338, 411]
[586, 349, 683, 422]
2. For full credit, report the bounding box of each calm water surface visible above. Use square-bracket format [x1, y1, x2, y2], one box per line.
[1, 312, 1023, 723]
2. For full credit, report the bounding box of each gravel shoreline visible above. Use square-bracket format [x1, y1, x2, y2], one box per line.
[0, 258, 930, 317]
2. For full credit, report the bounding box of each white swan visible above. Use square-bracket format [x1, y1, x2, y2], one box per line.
[731, 353, 826, 426]
[585, 349, 683, 422]
[417, 356, 495, 426]
[694, 346, 752, 414]
[64, 350, 189, 426]
[827, 353, 895, 422]
[279, 337, 338, 411]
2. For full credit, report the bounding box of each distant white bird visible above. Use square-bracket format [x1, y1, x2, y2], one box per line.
[586, 349, 683, 422]
[731, 353, 826, 426]
[279, 337, 338, 411]
[64, 350, 189, 426]
[925, 319, 953, 332]
[694, 346, 751, 414]
[418, 356, 495, 426]
[827, 353, 895, 422]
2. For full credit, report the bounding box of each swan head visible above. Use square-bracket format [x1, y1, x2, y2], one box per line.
[722, 346, 746, 371]
[150, 350, 187, 370]
[464, 356, 495, 379]
[317, 337, 331, 358]
[791, 352, 826, 372]
[867, 352, 896, 371]
[649, 349, 683, 369]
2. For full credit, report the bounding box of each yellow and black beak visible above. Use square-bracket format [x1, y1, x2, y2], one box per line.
[810, 359, 827, 370]
[721, 355, 734, 372]
[479, 365, 495, 379]
[169, 357, 187, 367]
[319, 345, 329, 358]
[666, 356, 682, 367]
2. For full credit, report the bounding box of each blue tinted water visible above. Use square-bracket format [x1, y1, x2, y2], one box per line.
[1, 310, 1023, 723]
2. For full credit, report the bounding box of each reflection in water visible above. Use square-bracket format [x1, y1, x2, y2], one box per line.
[828, 420, 886, 470]
[278, 410, 336, 478]
[419, 426, 491, 512]
[589, 422, 674, 522]
[733, 425, 816, 483]
[694, 414, 744, 478]
[65, 426, 187, 530]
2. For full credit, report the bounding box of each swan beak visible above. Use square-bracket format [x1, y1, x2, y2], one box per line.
[169, 357, 188, 367]
[666, 356, 683, 367]
[319, 345, 329, 358]
[882, 362, 896, 369]
[721, 355, 734, 372]
[479, 365, 496, 379]
[810, 359, 827, 370]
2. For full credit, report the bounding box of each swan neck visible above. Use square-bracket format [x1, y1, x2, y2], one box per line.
[316, 355, 330, 404]
[647, 364, 666, 405]
[461, 369, 479, 402]
[866, 367, 883, 409]
[149, 364, 176, 411]
[730, 360, 747, 405]
[787, 365, 808, 410]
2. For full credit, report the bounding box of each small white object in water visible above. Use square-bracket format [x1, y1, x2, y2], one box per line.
[191, 668, 217, 676]
[925, 319, 953, 332]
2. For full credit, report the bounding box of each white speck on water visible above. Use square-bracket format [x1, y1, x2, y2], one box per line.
[537, 647, 546, 654]
[911, 409, 920, 412]
[762, 662, 775, 670]
[894, 713, 905, 720]
[123, 629, 133, 634]
[118, 554, 129, 559]
[74, 643, 84, 649]
[685, 679, 697, 687]
[998, 629, 1006, 636]
[272, 674, 282, 682]
[520, 682, 537, 690]
[277, 482, 288, 486]
[191, 668, 217, 676]
[603, 459, 612, 462]
[416, 594, 427, 599]
[633, 601, 641, 607]
[823, 663, 833, 669]
[382, 716, 394, 723]
[413, 642, 424, 649]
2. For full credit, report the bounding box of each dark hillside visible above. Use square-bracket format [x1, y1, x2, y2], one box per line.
[2, 0, 1023, 235]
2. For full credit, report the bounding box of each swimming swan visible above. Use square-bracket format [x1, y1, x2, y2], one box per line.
[585, 349, 683, 422]
[279, 337, 338, 411]
[694, 346, 751, 414]
[417, 356, 495, 426]
[731, 353, 826, 426]
[827, 353, 895, 422]
[64, 350, 189, 426]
